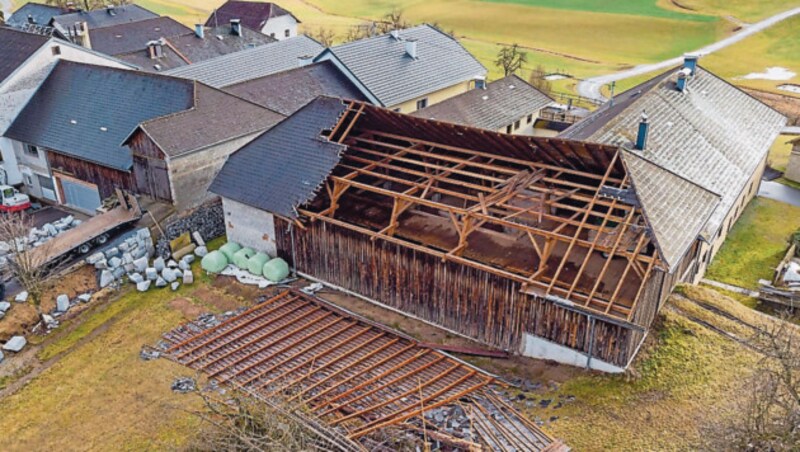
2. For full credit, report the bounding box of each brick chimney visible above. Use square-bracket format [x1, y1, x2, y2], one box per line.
[230, 19, 242, 37]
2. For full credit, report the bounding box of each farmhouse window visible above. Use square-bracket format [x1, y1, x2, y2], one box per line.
[24, 144, 39, 157]
[527, 114, 533, 124]
[285, 29, 290, 37]
[416, 98, 428, 110]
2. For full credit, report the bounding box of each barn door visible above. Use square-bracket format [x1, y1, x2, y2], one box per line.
[133, 155, 172, 202]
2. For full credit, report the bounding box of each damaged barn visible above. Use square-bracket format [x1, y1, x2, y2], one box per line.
[211, 97, 719, 372]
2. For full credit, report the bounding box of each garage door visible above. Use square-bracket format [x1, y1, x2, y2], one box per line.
[60, 178, 101, 213]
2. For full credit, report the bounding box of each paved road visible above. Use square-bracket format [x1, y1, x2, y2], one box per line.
[784, 126, 800, 135]
[577, 7, 800, 102]
[759, 180, 800, 207]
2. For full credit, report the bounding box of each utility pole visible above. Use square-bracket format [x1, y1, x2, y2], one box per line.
[609, 81, 616, 107]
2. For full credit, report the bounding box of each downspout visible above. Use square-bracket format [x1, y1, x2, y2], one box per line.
[586, 315, 596, 370]
[289, 222, 298, 277]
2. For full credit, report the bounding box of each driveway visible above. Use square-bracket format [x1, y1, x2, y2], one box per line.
[758, 180, 800, 207]
[577, 7, 800, 101]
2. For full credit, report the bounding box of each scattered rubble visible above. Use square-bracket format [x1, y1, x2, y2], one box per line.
[14, 291, 28, 303]
[3, 335, 27, 353]
[0, 301, 10, 313]
[171, 377, 196, 393]
[139, 347, 160, 361]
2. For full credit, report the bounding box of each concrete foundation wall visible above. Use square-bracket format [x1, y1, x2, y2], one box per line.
[521, 333, 624, 373]
[222, 197, 278, 256]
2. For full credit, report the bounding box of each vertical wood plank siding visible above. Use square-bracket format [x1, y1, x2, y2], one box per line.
[276, 219, 659, 367]
[47, 152, 134, 199]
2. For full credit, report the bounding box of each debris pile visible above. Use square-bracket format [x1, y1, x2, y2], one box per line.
[0, 215, 82, 270]
[86, 228, 204, 292]
[171, 377, 196, 393]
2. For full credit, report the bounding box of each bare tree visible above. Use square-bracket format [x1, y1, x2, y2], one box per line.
[711, 315, 800, 450]
[495, 44, 528, 77]
[528, 64, 553, 95]
[375, 8, 409, 34]
[0, 213, 55, 326]
[309, 27, 336, 47]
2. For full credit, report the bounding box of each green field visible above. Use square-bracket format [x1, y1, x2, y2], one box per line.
[483, 0, 716, 21]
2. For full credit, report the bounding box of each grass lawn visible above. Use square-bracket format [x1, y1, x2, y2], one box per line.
[706, 198, 800, 290]
[702, 15, 800, 95]
[514, 285, 761, 450]
[661, 0, 800, 21]
[768, 134, 796, 172]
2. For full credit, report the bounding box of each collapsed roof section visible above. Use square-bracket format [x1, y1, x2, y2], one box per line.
[213, 97, 675, 323]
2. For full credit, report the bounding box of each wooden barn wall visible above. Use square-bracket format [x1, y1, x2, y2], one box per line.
[128, 132, 173, 203]
[47, 152, 134, 199]
[277, 218, 640, 367]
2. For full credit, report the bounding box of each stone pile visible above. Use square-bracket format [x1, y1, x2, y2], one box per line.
[155, 202, 223, 258]
[171, 377, 196, 393]
[87, 228, 156, 289]
[0, 215, 82, 270]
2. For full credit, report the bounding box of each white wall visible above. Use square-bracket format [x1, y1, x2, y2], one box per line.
[0, 40, 130, 187]
[261, 15, 297, 40]
[222, 197, 278, 256]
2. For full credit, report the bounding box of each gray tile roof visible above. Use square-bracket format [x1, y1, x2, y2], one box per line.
[412, 74, 552, 130]
[88, 16, 191, 56]
[52, 5, 158, 33]
[7, 2, 64, 28]
[164, 35, 324, 88]
[116, 45, 190, 73]
[0, 27, 49, 84]
[167, 25, 276, 63]
[623, 150, 719, 271]
[566, 67, 786, 245]
[316, 24, 486, 107]
[134, 84, 285, 157]
[204, 1, 298, 31]
[223, 61, 366, 115]
[210, 96, 347, 218]
[5, 61, 195, 170]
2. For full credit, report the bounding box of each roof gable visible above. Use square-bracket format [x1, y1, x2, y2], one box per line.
[53, 5, 159, 32]
[0, 28, 50, 85]
[205, 1, 298, 31]
[135, 84, 285, 157]
[7, 2, 65, 28]
[223, 61, 367, 115]
[563, 66, 786, 239]
[318, 25, 487, 107]
[88, 16, 191, 56]
[4, 61, 195, 170]
[412, 74, 553, 130]
[210, 97, 348, 218]
[164, 35, 324, 88]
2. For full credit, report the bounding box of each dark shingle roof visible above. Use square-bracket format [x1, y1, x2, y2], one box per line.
[223, 61, 366, 115]
[412, 75, 553, 130]
[134, 84, 285, 157]
[88, 16, 191, 56]
[166, 25, 275, 63]
[7, 2, 65, 28]
[52, 5, 158, 33]
[5, 61, 195, 170]
[210, 96, 347, 218]
[316, 25, 487, 107]
[561, 66, 786, 264]
[164, 35, 323, 87]
[0, 27, 49, 84]
[204, 1, 298, 31]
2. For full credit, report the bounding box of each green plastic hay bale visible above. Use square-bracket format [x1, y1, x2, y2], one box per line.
[219, 242, 242, 261]
[263, 258, 290, 283]
[233, 247, 256, 269]
[247, 252, 270, 276]
[201, 250, 228, 274]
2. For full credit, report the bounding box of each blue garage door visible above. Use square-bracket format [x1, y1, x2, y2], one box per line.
[60, 178, 101, 213]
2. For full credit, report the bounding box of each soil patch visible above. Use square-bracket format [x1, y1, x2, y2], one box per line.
[190, 284, 247, 313]
[169, 297, 207, 320]
[745, 88, 800, 125]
